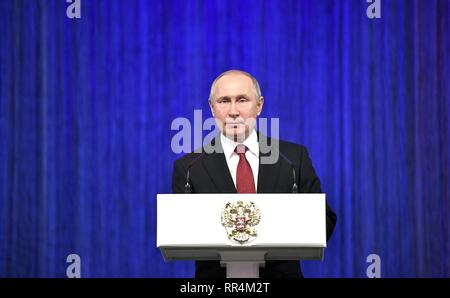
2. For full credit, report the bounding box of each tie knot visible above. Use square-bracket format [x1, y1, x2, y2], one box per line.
[235, 144, 247, 154]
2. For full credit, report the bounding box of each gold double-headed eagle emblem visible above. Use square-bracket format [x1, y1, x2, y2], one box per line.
[221, 201, 261, 244]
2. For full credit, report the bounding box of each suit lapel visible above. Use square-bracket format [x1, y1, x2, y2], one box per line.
[257, 151, 281, 193]
[257, 135, 281, 193]
[201, 138, 237, 193]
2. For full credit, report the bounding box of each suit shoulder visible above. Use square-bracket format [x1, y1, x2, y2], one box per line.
[173, 152, 203, 170]
[274, 138, 308, 154]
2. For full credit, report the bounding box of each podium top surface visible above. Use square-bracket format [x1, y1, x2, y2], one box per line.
[157, 193, 326, 248]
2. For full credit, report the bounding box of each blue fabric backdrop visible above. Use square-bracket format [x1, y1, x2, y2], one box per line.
[0, 0, 449, 277]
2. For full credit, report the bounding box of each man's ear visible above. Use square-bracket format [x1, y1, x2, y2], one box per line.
[209, 99, 215, 116]
[257, 96, 264, 115]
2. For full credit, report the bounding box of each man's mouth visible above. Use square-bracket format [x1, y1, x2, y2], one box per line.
[226, 122, 245, 126]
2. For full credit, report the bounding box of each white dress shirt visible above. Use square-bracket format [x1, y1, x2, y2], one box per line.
[220, 129, 259, 192]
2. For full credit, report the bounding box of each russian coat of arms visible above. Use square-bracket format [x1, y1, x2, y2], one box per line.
[221, 201, 261, 244]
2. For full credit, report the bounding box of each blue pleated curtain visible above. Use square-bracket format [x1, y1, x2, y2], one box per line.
[0, 0, 449, 277]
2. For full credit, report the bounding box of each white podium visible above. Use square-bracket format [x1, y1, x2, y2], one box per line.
[157, 193, 326, 278]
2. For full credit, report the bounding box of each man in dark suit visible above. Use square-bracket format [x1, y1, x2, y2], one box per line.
[172, 70, 336, 278]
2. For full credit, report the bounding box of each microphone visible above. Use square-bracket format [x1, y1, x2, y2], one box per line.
[185, 152, 206, 194]
[277, 151, 299, 194]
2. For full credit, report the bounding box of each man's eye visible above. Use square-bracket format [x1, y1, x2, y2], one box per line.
[238, 98, 248, 102]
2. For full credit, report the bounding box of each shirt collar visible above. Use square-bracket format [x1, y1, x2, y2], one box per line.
[220, 129, 259, 159]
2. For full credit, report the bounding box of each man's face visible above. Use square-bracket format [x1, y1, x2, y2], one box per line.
[209, 73, 264, 142]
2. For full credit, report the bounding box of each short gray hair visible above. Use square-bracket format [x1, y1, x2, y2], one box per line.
[208, 70, 262, 101]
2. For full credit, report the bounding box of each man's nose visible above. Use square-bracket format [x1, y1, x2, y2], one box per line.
[228, 101, 239, 118]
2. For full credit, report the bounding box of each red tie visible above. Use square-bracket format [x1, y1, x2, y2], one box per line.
[235, 144, 256, 193]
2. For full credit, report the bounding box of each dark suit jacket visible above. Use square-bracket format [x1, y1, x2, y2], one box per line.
[172, 135, 337, 278]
